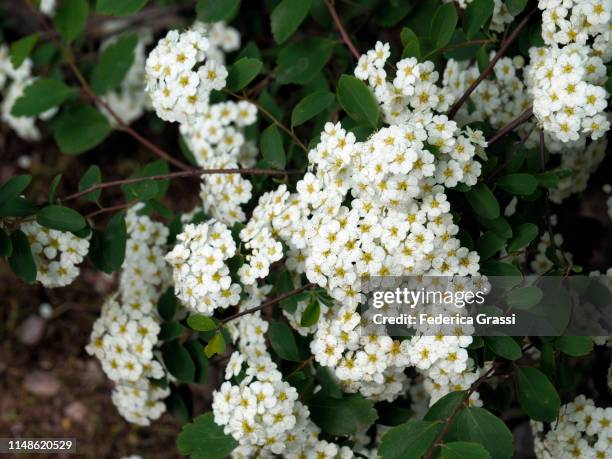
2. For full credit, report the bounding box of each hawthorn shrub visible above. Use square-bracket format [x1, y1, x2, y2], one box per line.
[0, 0, 611, 458]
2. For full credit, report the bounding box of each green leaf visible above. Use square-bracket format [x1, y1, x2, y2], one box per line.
[475, 230, 506, 260]
[480, 260, 522, 277]
[463, 0, 494, 39]
[157, 287, 177, 321]
[485, 336, 522, 360]
[276, 38, 334, 85]
[291, 91, 334, 128]
[535, 172, 559, 188]
[91, 34, 139, 95]
[0, 197, 38, 218]
[300, 297, 321, 327]
[103, 211, 127, 270]
[37, 205, 86, 232]
[400, 27, 421, 59]
[53, 104, 112, 155]
[448, 407, 513, 459]
[507, 223, 538, 252]
[78, 165, 102, 202]
[226, 57, 262, 91]
[309, 393, 378, 436]
[48, 174, 62, 203]
[159, 322, 187, 341]
[10, 33, 39, 69]
[430, 3, 458, 48]
[440, 442, 491, 459]
[496, 173, 538, 195]
[96, 0, 148, 15]
[8, 230, 37, 283]
[0, 175, 32, 207]
[184, 340, 209, 384]
[196, 0, 240, 22]
[379, 420, 442, 459]
[260, 125, 286, 169]
[187, 314, 217, 332]
[177, 412, 238, 459]
[204, 332, 226, 358]
[11, 78, 76, 117]
[424, 391, 467, 421]
[269, 322, 300, 361]
[554, 336, 593, 357]
[515, 366, 560, 422]
[506, 0, 528, 16]
[465, 183, 500, 220]
[337, 75, 380, 128]
[271, 0, 314, 44]
[0, 228, 12, 257]
[162, 340, 196, 383]
[506, 285, 543, 310]
[54, 0, 89, 41]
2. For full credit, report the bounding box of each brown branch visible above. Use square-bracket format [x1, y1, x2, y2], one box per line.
[325, 0, 361, 60]
[61, 167, 299, 202]
[487, 106, 534, 145]
[220, 283, 315, 325]
[487, 122, 536, 180]
[448, 8, 538, 119]
[86, 201, 136, 218]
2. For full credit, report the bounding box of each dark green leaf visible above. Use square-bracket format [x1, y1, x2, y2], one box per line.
[480, 260, 522, 276]
[448, 407, 513, 459]
[11, 78, 76, 117]
[48, 174, 62, 203]
[177, 412, 238, 459]
[424, 391, 467, 421]
[485, 336, 522, 360]
[78, 165, 102, 202]
[300, 297, 320, 327]
[37, 205, 86, 232]
[260, 124, 286, 169]
[196, 0, 240, 22]
[337, 75, 379, 128]
[475, 230, 506, 260]
[535, 172, 559, 188]
[291, 91, 334, 127]
[465, 183, 500, 219]
[96, 0, 149, 15]
[184, 340, 209, 385]
[309, 393, 378, 436]
[400, 27, 421, 59]
[440, 442, 491, 459]
[507, 223, 538, 252]
[506, 286, 543, 310]
[0, 228, 12, 257]
[379, 420, 442, 459]
[430, 3, 458, 48]
[8, 230, 37, 283]
[0, 197, 38, 218]
[159, 322, 187, 341]
[54, 0, 89, 41]
[10, 33, 39, 69]
[0, 175, 32, 207]
[162, 340, 196, 383]
[53, 104, 112, 155]
[157, 287, 177, 321]
[226, 58, 262, 91]
[497, 173, 538, 195]
[463, 0, 494, 39]
[269, 322, 300, 361]
[103, 211, 127, 270]
[506, 0, 528, 16]
[271, 0, 314, 44]
[91, 34, 139, 94]
[276, 38, 334, 85]
[187, 314, 217, 332]
[515, 366, 560, 422]
[554, 336, 593, 357]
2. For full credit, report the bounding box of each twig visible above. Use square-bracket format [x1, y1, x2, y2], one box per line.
[61, 167, 299, 202]
[422, 39, 495, 60]
[325, 0, 361, 60]
[86, 201, 136, 218]
[220, 283, 315, 325]
[224, 90, 308, 153]
[448, 8, 538, 119]
[487, 107, 534, 146]
[487, 123, 536, 180]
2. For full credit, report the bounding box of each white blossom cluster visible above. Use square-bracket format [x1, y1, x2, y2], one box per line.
[444, 0, 513, 33]
[165, 221, 241, 314]
[214, 286, 356, 458]
[532, 395, 612, 459]
[145, 26, 227, 123]
[195, 21, 241, 64]
[603, 184, 612, 218]
[20, 222, 90, 287]
[0, 46, 57, 140]
[86, 205, 171, 425]
[39, 0, 56, 16]
[538, 0, 610, 46]
[180, 100, 258, 225]
[100, 31, 153, 127]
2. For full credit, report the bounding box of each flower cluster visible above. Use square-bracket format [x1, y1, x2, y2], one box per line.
[0, 46, 57, 140]
[86, 206, 170, 425]
[532, 395, 612, 459]
[539, 0, 610, 46]
[180, 100, 258, 224]
[165, 221, 241, 314]
[20, 222, 90, 287]
[197, 21, 241, 64]
[100, 31, 153, 127]
[214, 286, 355, 458]
[145, 25, 227, 123]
